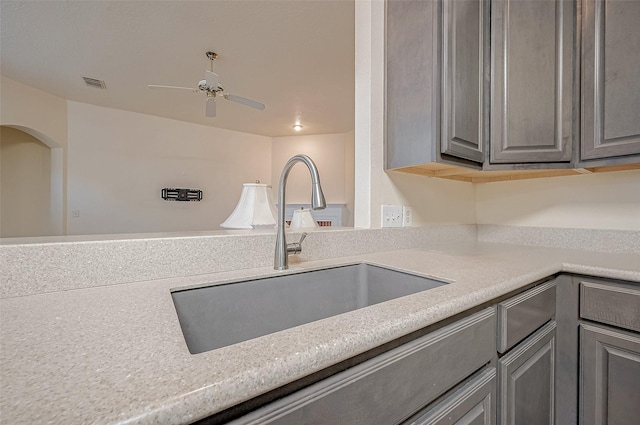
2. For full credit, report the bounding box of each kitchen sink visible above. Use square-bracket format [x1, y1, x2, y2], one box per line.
[171, 263, 449, 354]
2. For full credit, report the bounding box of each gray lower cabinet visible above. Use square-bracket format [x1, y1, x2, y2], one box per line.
[498, 321, 557, 425]
[579, 279, 640, 332]
[556, 276, 640, 425]
[495, 279, 558, 425]
[577, 277, 640, 425]
[490, 0, 575, 164]
[210, 275, 640, 425]
[579, 324, 640, 425]
[228, 308, 496, 425]
[404, 367, 496, 425]
[581, 0, 640, 162]
[496, 279, 556, 354]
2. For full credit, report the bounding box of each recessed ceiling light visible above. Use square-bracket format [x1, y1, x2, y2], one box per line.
[293, 124, 303, 131]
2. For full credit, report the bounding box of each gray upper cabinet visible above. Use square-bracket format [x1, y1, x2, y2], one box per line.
[581, 0, 640, 161]
[386, 0, 441, 169]
[440, 0, 489, 163]
[490, 0, 575, 164]
[385, 0, 640, 181]
[386, 0, 488, 169]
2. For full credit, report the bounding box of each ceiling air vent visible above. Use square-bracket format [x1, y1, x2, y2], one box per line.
[82, 76, 106, 89]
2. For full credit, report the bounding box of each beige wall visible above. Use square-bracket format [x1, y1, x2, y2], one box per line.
[354, 0, 476, 228]
[344, 130, 355, 227]
[66, 102, 272, 235]
[0, 127, 55, 237]
[0, 76, 68, 149]
[4, 32, 640, 236]
[0, 76, 67, 234]
[1, 74, 356, 236]
[271, 133, 352, 205]
[475, 171, 640, 231]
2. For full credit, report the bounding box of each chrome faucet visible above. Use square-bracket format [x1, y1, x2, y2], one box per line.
[274, 154, 326, 270]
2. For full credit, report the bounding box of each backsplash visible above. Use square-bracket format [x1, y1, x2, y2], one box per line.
[477, 225, 640, 255]
[0, 225, 476, 298]
[4, 224, 637, 299]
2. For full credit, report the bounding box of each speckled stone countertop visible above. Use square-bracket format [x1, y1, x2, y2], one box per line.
[1, 242, 639, 424]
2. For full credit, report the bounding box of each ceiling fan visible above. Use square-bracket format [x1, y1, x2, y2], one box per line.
[148, 52, 265, 117]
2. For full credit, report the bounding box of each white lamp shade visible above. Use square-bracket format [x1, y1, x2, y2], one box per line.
[220, 183, 277, 229]
[290, 208, 318, 229]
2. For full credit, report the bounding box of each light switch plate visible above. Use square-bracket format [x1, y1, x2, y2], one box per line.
[381, 205, 403, 228]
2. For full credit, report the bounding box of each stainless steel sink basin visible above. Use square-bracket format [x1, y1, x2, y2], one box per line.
[171, 263, 448, 354]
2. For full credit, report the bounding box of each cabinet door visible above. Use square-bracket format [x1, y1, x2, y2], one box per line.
[581, 0, 640, 160]
[498, 321, 556, 425]
[440, 0, 489, 163]
[490, 0, 575, 163]
[580, 324, 640, 425]
[405, 367, 496, 425]
[386, 0, 440, 169]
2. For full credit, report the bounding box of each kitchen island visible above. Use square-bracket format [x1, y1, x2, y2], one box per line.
[1, 228, 639, 424]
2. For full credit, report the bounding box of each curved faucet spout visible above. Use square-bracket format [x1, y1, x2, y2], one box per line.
[275, 154, 326, 270]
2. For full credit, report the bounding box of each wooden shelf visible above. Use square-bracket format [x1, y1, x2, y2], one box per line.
[389, 163, 640, 183]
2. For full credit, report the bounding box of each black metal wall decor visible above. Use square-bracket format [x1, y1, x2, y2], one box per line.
[161, 188, 203, 201]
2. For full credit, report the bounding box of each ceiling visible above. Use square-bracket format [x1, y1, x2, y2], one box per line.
[0, 0, 355, 137]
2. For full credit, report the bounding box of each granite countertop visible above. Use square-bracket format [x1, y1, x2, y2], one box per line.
[1, 242, 639, 424]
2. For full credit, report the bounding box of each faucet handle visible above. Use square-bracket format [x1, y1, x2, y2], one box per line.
[287, 232, 308, 255]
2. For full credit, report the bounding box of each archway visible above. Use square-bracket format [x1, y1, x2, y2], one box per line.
[0, 125, 64, 237]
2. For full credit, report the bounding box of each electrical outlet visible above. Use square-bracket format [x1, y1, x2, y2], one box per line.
[381, 205, 403, 228]
[402, 206, 413, 227]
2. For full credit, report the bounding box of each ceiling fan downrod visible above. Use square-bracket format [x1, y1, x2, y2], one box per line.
[206, 51, 218, 70]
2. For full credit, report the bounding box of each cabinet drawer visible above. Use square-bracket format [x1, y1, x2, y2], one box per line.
[404, 367, 496, 425]
[229, 308, 496, 425]
[580, 280, 640, 332]
[497, 280, 556, 354]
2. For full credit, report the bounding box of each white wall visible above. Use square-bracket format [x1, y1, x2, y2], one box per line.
[66, 102, 272, 235]
[354, 0, 476, 228]
[476, 170, 640, 231]
[0, 127, 55, 237]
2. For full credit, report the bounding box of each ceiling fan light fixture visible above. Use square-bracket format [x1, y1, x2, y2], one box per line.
[147, 51, 265, 118]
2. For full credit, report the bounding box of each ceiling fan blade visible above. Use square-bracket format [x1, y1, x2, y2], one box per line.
[205, 70, 219, 89]
[206, 97, 217, 117]
[223, 94, 266, 110]
[148, 84, 199, 92]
